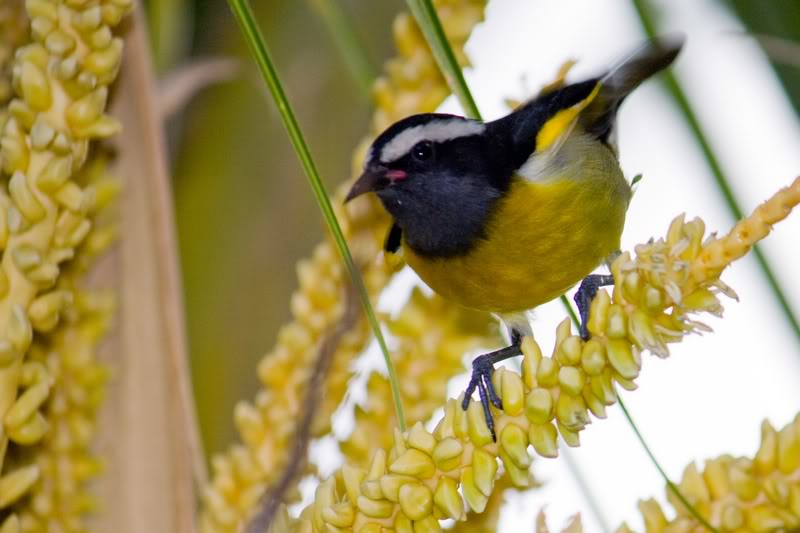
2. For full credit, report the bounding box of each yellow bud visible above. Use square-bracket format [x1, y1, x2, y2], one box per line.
[8, 304, 32, 351]
[587, 289, 610, 336]
[529, 422, 558, 458]
[55, 182, 87, 212]
[558, 366, 585, 396]
[500, 423, 530, 469]
[553, 318, 572, 351]
[407, 422, 436, 455]
[341, 465, 364, 507]
[433, 477, 463, 521]
[525, 387, 554, 425]
[582, 386, 606, 419]
[521, 336, 542, 390]
[398, 483, 432, 521]
[90, 26, 113, 49]
[745, 505, 784, 532]
[721, 502, 744, 530]
[755, 420, 778, 475]
[74, 6, 102, 31]
[556, 393, 589, 433]
[683, 288, 720, 313]
[0, 466, 40, 507]
[606, 304, 628, 338]
[558, 421, 581, 447]
[73, 114, 122, 139]
[638, 499, 667, 531]
[581, 338, 606, 376]
[29, 117, 55, 149]
[499, 448, 530, 488]
[777, 422, 800, 474]
[13, 245, 43, 271]
[5, 381, 50, 430]
[7, 411, 48, 445]
[28, 290, 71, 332]
[393, 512, 414, 533]
[412, 514, 441, 533]
[8, 168, 45, 223]
[379, 474, 416, 503]
[451, 396, 469, 440]
[767, 481, 793, 519]
[606, 339, 640, 380]
[460, 467, 487, 513]
[66, 87, 108, 130]
[613, 370, 638, 391]
[590, 369, 617, 405]
[45, 29, 77, 56]
[556, 335, 582, 366]
[27, 262, 59, 288]
[500, 369, 524, 415]
[355, 495, 393, 519]
[471, 448, 497, 497]
[367, 448, 387, 480]
[466, 399, 493, 447]
[389, 449, 435, 479]
[0, 340, 17, 367]
[20, 61, 51, 110]
[729, 465, 760, 501]
[83, 39, 123, 83]
[536, 357, 559, 387]
[431, 438, 462, 472]
[702, 458, 730, 500]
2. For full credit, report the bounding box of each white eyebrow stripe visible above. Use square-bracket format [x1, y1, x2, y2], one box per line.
[379, 120, 485, 163]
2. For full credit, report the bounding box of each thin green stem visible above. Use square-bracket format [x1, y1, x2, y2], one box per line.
[405, 0, 481, 119]
[617, 397, 719, 533]
[631, 0, 800, 346]
[307, 0, 377, 98]
[226, 0, 405, 431]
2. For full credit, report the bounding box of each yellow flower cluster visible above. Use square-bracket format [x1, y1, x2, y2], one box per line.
[278, 177, 800, 532]
[199, 2, 487, 531]
[0, 0, 132, 528]
[618, 413, 800, 532]
[340, 288, 499, 467]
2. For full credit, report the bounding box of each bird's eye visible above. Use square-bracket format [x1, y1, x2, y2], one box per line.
[412, 141, 433, 162]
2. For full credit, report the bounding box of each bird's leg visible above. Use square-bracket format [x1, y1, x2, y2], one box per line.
[461, 329, 523, 441]
[574, 274, 615, 340]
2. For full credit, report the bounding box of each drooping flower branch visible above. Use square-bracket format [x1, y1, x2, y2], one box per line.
[0, 0, 132, 528]
[277, 177, 800, 532]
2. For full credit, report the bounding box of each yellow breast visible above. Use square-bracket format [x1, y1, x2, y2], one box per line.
[404, 171, 630, 314]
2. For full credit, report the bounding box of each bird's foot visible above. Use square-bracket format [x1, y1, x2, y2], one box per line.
[461, 339, 522, 441]
[574, 274, 615, 340]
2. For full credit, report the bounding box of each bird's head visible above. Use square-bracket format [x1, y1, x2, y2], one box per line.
[345, 113, 513, 256]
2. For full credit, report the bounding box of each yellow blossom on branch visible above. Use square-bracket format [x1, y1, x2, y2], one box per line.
[617, 414, 800, 532]
[279, 177, 800, 532]
[0, 0, 132, 522]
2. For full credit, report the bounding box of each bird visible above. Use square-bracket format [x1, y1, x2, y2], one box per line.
[345, 35, 685, 440]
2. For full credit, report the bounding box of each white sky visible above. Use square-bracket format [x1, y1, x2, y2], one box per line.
[309, 1, 800, 531]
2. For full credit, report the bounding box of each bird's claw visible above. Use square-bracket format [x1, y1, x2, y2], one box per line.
[574, 274, 615, 340]
[461, 354, 503, 441]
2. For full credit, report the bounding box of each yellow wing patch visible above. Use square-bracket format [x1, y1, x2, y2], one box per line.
[535, 83, 601, 152]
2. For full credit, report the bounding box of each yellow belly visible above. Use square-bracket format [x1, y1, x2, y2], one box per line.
[404, 175, 630, 314]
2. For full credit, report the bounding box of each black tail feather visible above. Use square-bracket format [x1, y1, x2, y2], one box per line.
[583, 33, 686, 142]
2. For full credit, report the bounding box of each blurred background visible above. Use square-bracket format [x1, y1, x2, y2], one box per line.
[141, 0, 800, 530]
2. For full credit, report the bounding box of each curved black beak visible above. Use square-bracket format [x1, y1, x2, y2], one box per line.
[345, 166, 388, 203]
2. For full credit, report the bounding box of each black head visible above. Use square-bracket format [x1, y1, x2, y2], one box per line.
[346, 113, 514, 257]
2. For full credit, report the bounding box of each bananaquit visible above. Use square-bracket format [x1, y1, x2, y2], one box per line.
[346, 35, 685, 439]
